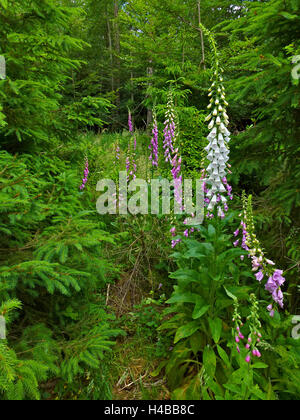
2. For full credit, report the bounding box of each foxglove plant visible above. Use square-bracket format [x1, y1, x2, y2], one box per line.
[244, 294, 263, 363]
[163, 90, 177, 164]
[114, 143, 120, 166]
[79, 156, 89, 191]
[232, 300, 245, 355]
[171, 148, 182, 207]
[235, 193, 286, 315]
[164, 91, 184, 244]
[201, 26, 232, 218]
[126, 110, 137, 181]
[128, 109, 134, 133]
[149, 109, 158, 168]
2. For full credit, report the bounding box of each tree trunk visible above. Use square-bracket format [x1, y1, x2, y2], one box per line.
[106, 12, 114, 93]
[146, 63, 153, 130]
[114, 0, 121, 121]
[197, 0, 206, 69]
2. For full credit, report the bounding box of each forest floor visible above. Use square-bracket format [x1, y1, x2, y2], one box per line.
[107, 276, 170, 400]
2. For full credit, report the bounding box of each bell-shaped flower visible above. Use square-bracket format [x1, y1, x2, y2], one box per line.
[208, 119, 215, 130]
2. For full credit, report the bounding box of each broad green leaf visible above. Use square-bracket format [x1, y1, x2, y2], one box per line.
[224, 287, 237, 301]
[203, 346, 216, 378]
[251, 363, 269, 369]
[174, 321, 200, 344]
[0, 0, 8, 9]
[208, 318, 223, 344]
[207, 224, 216, 238]
[167, 289, 197, 304]
[192, 303, 210, 320]
[217, 345, 231, 368]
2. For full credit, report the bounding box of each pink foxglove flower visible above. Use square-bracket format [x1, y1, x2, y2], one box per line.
[128, 110, 134, 133]
[79, 156, 89, 191]
[126, 110, 137, 181]
[149, 109, 159, 168]
[163, 91, 177, 163]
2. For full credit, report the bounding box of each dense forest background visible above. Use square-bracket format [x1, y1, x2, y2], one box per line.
[0, 0, 299, 400]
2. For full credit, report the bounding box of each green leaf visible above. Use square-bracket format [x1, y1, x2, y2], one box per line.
[174, 322, 200, 344]
[203, 346, 216, 378]
[167, 289, 197, 304]
[251, 363, 269, 369]
[207, 224, 216, 238]
[280, 12, 298, 20]
[208, 318, 223, 344]
[0, 0, 8, 9]
[192, 303, 210, 320]
[217, 345, 231, 368]
[224, 287, 237, 301]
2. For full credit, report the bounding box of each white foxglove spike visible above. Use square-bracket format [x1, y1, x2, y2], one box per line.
[218, 140, 225, 148]
[210, 127, 217, 136]
[207, 201, 214, 211]
[211, 139, 218, 148]
[220, 123, 226, 133]
[211, 186, 218, 194]
[207, 151, 214, 161]
[208, 119, 215, 130]
[206, 190, 214, 198]
[204, 144, 211, 153]
[211, 194, 217, 204]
